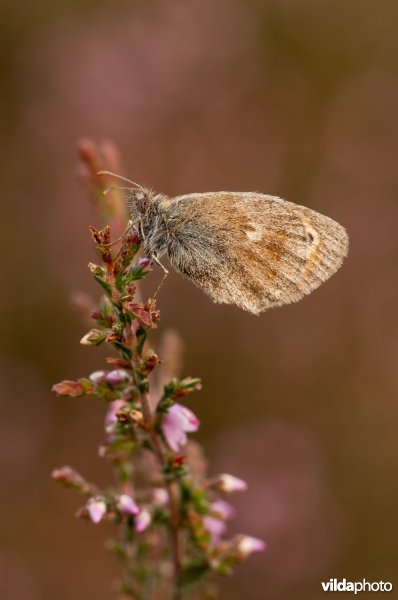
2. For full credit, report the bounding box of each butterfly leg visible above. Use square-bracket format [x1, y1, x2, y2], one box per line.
[138, 217, 146, 244]
[151, 253, 169, 299]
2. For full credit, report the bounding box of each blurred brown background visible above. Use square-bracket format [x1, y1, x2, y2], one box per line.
[1, 0, 398, 598]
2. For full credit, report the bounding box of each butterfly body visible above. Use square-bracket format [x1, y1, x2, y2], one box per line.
[128, 188, 348, 314]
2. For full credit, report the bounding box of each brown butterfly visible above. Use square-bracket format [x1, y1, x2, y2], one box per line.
[100, 172, 349, 315]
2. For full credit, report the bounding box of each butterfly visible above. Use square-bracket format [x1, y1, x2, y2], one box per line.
[100, 172, 349, 315]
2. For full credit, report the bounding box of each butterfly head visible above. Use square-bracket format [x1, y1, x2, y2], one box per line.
[126, 187, 155, 217]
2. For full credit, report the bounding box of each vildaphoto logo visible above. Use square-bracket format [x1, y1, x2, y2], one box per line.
[322, 579, 393, 594]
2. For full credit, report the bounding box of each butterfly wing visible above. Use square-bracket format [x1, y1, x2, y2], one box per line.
[163, 192, 348, 314]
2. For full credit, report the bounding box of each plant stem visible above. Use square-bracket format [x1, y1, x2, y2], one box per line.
[140, 390, 182, 599]
[140, 389, 153, 429]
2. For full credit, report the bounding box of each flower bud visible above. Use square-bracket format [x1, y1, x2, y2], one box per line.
[135, 508, 151, 532]
[212, 474, 247, 494]
[87, 496, 107, 524]
[105, 369, 132, 386]
[137, 257, 152, 268]
[117, 494, 139, 516]
[80, 329, 106, 346]
[142, 352, 160, 375]
[51, 466, 93, 493]
[128, 409, 144, 426]
[52, 380, 87, 397]
[152, 488, 168, 506]
[88, 262, 104, 275]
[203, 516, 227, 543]
[211, 499, 235, 520]
[234, 535, 266, 557]
[105, 400, 126, 426]
[203, 499, 235, 545]
[89, 370, 107, 384]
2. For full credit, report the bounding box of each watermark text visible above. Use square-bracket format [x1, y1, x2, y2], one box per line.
[321, 579, 393, 594]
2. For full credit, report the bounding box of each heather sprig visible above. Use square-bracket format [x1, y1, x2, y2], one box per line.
[52, 141, 265, 600]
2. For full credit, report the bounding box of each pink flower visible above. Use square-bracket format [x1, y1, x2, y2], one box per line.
[89, 370, 106, 384]
[117, 494, 139, 515]
[235, 535, 266, 557]
[135, 508, 151, 532]
[215, 474, 248, 493]
[203, 499, 235, 544]
[116, 495, 149, 530]
[87, 496, 107, 524]
[203, 515, 227, 542]
[211, 499, 235, 519]
[105, 400, 126, 427]
[152, 488, 169, 506]
[162, 403, 200, 452]
[138, 257, 152, 268]
[105, 369, 131, 386]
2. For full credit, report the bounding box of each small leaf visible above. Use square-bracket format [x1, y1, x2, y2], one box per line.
[179, 558, 210, 587]
[93, 274, 113, 295]
[114, 266, 125, 292]
[163, 460, 189, 481]
[192, 489, 211, 515]
[136, 327, 147, 355]
[80, 329, 108, 346]
[106, 357, 132, 368]
[163, 377, 202, 400]
[112, 340, 132, 359]
[106, 539, 126, 559]
[124, 259, 152, 283]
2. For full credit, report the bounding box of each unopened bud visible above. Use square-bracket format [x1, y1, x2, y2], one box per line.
[87, 496, 107, 524]
[80, 330, 106, 346]
[129, 409, 144, 425]
[152, 488, 168, 506]
[234, 535, 266, 557]
[117, 494, 139, 516]
[88, 262, 104, 275]
[135, 508, 151, 532]
[138, 257, 152, 268]
[212, 474, 247, 494]
[89, 370, 107, 384]
[52, 465, 96, 495]
[105, 369, 132, 386]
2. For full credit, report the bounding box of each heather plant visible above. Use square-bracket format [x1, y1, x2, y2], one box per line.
[52, 140, 265, 600]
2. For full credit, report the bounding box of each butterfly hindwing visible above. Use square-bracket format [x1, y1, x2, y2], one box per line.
[162, 192, 348, 314]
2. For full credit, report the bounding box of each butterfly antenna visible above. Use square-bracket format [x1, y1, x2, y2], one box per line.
[102, 185, 139, 196]
[97, 170, 145, 192]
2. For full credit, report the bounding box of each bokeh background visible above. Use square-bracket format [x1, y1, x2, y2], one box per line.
[1, 1, 398, 598]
